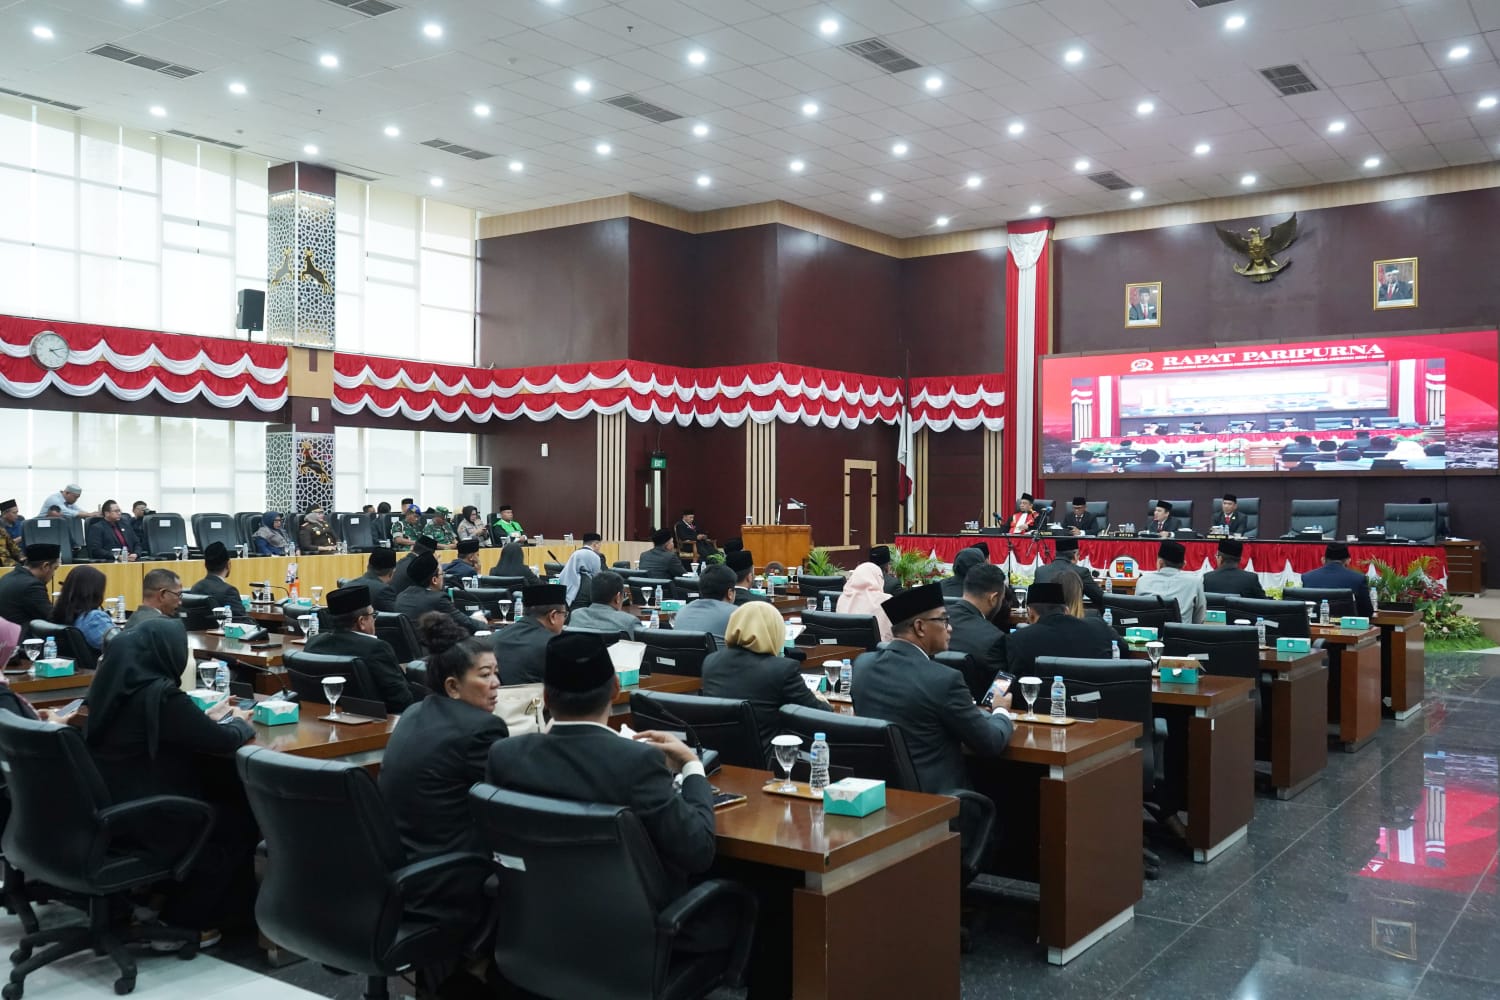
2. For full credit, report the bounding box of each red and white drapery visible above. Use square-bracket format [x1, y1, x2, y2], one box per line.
[0, 315, 288, 411]
[332, 355, 905, 427]
[909, 374, 1005, 431]
[1003, 219, 1053, 507]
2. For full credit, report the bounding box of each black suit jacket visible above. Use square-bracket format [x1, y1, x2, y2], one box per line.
[359, 571, 397, 613]
[882, 572, 901, 596]
[1201, 567, 1265, 599]
[0, 567, 51, 633]
[1034, 558, 1105, 608]
[491, 616, 554, 685]
[945, 600, 1007, 680]
[638, 546, 683, 583]
[1300, 564, 1375, 618]
[1062, 511, 1097, 534]
[304, 628, 416, 713]
[701, 646, 833, 752]
[1144, 516, 1181, 534]
[390, 553, 422, 596]
[486, 722, 716, 890]
[732, 587, 771, 607]
[86, 518, 136, 560]
[852, 639, 1012, 793]
[1211, 511, 1249, 535]
[394, 586, 481, 637]
[1005, 613, 1122, 677]
[188, 574, 250, 620]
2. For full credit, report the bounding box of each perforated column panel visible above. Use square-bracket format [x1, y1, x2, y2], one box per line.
[914, 428, 930, 533]
[595, 413, 625, 539]
[983, 429, 1004, 525]
[745, 420, 777, 526]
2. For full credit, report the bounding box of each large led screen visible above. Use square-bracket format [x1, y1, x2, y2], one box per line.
[1040, 330, 1499, 475]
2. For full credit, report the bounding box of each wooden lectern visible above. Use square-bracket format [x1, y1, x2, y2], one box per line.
[741, 525, 812, 569]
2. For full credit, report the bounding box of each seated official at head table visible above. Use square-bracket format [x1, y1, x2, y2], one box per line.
[1136, 539, 1207, 624]
[1062, 496, 1098, 535]
[1008, 493, 1041, 534]
[1143, 500, 1181, 536]
[1211, 493, 1249, 536]
[86, 499, 140, 561]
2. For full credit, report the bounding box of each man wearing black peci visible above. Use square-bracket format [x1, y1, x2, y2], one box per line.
[1062, 496, 1097, 535]
[1201, 539, 1265, 598]
[1034, 535, 1104, 609]
[1300, 543, 1375, 618]
[1005, 579, 1123, 677]
[1213, 494, 1249, 536]
[304, 584, 417, 714]
[1144, 500, 1181, 536]
[359, 547, 400, 613]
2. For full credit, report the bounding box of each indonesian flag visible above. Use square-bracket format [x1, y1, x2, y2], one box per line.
[897, 404, 915, 529]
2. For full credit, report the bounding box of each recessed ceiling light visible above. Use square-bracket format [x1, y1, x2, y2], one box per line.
[687, 49, 706, 66]
[692, 123, 709, 137]
[1363, 156, 1381, 168]
[303, 143, 318, 155]
[31, 25, 53, 40]
[964, 175, 982, 189]
[148, 105, 166, 118]
[1027, 204, 1043, 215]
[384, 125, 400, 138]
[924, 75, 943, 92]
[892, 141, 909, 156]
[1449, 45, 1471, 61]
[228, 81, 247, 96]
[1136, 100, 1155, 115]
[802, 101, 819, 116]
[819, 18, 839, 37]
[1240, 173, 1257, 186]
[1064, 48, 1084, 65]
[935, 216, 950, 228]
[1007, 121, 1025, 135]
[422, 22, 443, 39]
[595, 142, 611, 155]
[1074, 158, 1091, 172]
[1327, 119, 1346, 133]
[319, 53, 339, 68]
[789, 159, 805, 173]
[869, 191, 884, 203]
[696, 174, 711, 187]
[1479, 95, 1498, 110]
[1193, 142, 1211, 155]
[1225, 15, 1246, 31]
[1130, 189, 1145, 201]
[509, 160, 524, 173]
[473, 103, 491, 117]
[573, 78, 592, 94]
[430, 177, 444, 188]
[124, 0, 144, 5]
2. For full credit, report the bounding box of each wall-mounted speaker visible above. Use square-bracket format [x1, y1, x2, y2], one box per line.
[237, 289, 265, 332]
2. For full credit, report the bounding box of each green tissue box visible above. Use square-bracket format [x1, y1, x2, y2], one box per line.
[1204, 610, 1227, 624]
[1276, 637, 1312, 653]
[615, 666, 640, 687]
[1339, 616, 1370, 630]
[1158, 665, 1200, 684]
[822, 777, 886, 817]
[660, 599, 684, 612]
[769, 575, 789, 586]
[749, 588, 767, 596]
[1125, 626, 1159, 641]
[33, 658, 74, 677]
[285, 598, 313, 610]
[187, 688, 225, 711]
[252, 699, 299, 726]
[223, 622, 256, 640]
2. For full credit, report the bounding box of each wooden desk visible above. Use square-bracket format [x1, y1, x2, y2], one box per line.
[1443, 539, 1485, 595]
[188, 632, 288, 669]
[250, 699, 397, 767]
[1259, 649, 1329, 798]
[741, 525, 813, 571]
[799, 645, 866, 669]
[55, 553, 373, 610]
[1309, 625, 1382, 752]
[1151, 676, 1255, 862]
[710, 765, 960, 999]
[8, 668, 95, 706]
[1373, 609, 1425, 720]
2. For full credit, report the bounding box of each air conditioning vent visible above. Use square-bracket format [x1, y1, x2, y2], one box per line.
[603, 94, 683, 124]
[0, 87, 83, 111]
[421, 138, 495, 160]
[1188, 0, 1236, 8]
[1087, 170, 1135, 191]
[841, 38, 922, 74]
[166, 129, 245, 150]
[88, 43, 201, 79]
[459, 466, 492, 487]
[1260, 64, 1319, 96]
[322, 0, 402, 15]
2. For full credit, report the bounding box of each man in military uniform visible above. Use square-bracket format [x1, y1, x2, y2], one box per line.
[423, 506, 458, 551]
[389, 504, 424, 550]
[297, 506, 339, 553]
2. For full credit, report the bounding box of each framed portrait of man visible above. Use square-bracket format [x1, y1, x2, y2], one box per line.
[1125, 281, 1162, 328]
[1373, 257, 1417, 309]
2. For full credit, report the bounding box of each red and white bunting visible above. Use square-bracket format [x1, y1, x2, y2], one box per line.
[909, 374, 1006, 431]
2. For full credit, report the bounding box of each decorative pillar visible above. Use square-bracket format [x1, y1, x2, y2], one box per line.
[1002, 218, 1054, 505]
[745, 420, 777, 526]
[265, 349, 336, 514]
[596, 413, 627, 539]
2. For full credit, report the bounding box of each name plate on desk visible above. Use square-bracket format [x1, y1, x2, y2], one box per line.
[1276, 637, 1312, 653]
[1339, 616, 1370, 630]
[34, 657, 75, 677]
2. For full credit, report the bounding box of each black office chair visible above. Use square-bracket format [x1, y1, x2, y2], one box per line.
[1162, 623, 1267, 741]
[338, 513, 378, 552]
[234, 512, 262, 545]
[636, 629, 717, 677]
[283, 512, 304, 552]
[469, 784, 756, 1000]
[796, 575, 847, 606]
[1435, 502, 1450, 538]
[1085, 501, 1110, 532]
[935, 650, 996, 703]
[630, 578, 675, 605]
[21, 517, 86, 565]
[1224, 597, 1311, 640]
[0, 713, 212, 997]
[628, 691, 765, 769]
[1282, 587, 1357, 619]
[612, 560, 634, 570]
[65, 518, 98, 563]
[284, 650, 379, 703]
[798, 610, 881, 650]
[237, 747, 492, 1000]
[374, 612, 423, 664]
[26, 619, 97, 671]
[450, 587, 508, 618]
[1284, 499, 1340, 539]
[561, 625, 631, 644]
[543, 561, 564, 578]
[478, 575, 531, 592]
[1210, 497, 1260, 538]
[672, 574, 701, 595]
[1383, 503, 1439, 544]
[1204, 591, 1235, 614]
[1147, 498, 1195, 527]
[190, 513, 239, 553]
[1100, 594, 1179, 636]
[177, 592, 219, 632]
[142, 512, 198, 560]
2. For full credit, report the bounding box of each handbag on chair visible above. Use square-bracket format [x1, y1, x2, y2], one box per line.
[493, 684, 547, 735]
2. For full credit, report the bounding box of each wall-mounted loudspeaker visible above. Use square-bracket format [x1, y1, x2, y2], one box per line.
[236, 289, 265, 332]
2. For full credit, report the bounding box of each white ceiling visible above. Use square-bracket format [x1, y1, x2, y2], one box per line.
[3, 0, 1499, 237]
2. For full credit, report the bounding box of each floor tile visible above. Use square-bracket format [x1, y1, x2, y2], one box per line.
[1413, 970, 1500, 1000]
[1428, 911, 1500, 983]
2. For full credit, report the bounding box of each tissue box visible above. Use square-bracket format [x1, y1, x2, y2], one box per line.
[749, 588, 767, 596]
[223, 621, 256, 640]
[1125, 626, 1159, 642]
[1276, 637, 1312, 653]
[252, 699, 299, 726]
[187, 688, 225, 711]
[33, 658, 74, 677]
[1204, 609, 1227, 624]
[285, 598, 313, 609]
[660, 599, 684, 612]
[822, 777, 887, 817]
[1339, 616, 1371, 630]
[769, 575, 789, 586]
[1157, 659, 1200, 684]
[615, 665, 640, 688]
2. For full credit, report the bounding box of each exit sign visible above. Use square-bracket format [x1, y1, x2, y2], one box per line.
[649, 452, 667, 470]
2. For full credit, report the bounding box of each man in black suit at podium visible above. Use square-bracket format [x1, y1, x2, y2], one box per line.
[1213, 494, 1249, 536]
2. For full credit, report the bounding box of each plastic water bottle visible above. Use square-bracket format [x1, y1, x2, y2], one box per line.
[42, 636, 57, 661]
[809, 732, 830, 794]
[839, 658, 853, 697]
[1104, 575, 1114, 594]
[649, 608, 660, 628]
[1255, 617, 1267, 648]
[1370, 587, 1379, 614]
[822, 594, 832, 612]
[1319, 599, 1331, 626]
[1111, 639, 1121, 659]
[513, 590, 524, 618]
[1050, 675, 1067, 720]
[1102, 608, 1114, 630]
[306, 612, 320, 638]
[214, 660, 229, 693]
[114, 595, 126, 623]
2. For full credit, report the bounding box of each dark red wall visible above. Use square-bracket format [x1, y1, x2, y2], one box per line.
[775, 227, 904, 373]
[901, 248, 1008, 376]
[623, 421, 746, 542]
[476, 415, 597, 539]
[626, 221, 697, 365]
[690, 226, 779, 366]
[775, 421, 898, 567]
[925, 429, 986, 534]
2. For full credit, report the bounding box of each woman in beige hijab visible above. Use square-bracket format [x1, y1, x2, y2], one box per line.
[702, 602, 833, 753]
[836, 562, 894, 642]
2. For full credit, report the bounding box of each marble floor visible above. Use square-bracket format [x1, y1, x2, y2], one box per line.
[3, 648, 1496, 1000]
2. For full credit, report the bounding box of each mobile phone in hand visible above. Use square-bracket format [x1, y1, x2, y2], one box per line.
[981, 672, 1015, 708]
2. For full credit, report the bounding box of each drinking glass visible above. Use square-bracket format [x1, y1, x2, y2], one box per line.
[497, 600, 512, 622]
[111, 547, 123, 563]
[806, 598, 817, 613]
[1019, 676, 1043, 720]
[1146, 641, 1164, 667]
[198, 662, 217, 691]
[824, 660, 841, 694]
[771, 734, 801, 792]
[213, 606, 231, 631]
[297, 614, 313, 636]
[311, 586, 324, 606]
[322, 675, 346, 720]
[21, 639, 42, 664]
[1015, 587, 1029, 613]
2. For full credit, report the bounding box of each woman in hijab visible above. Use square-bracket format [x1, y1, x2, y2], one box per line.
[0, 619, 62, 722]
[455, 505, 489, 544]
[558, 545, 602, 607]
[84, 618, 258, 943]
[837, 562, 894, 642]
[50, 564, 113, 652]
[490, 541, 539, 585]
[252, 511, 290, 556]
[702, 602, 833, 754]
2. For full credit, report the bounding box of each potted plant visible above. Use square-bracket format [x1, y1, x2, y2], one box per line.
[802, 546, 841, 577]
[888, 546, 942, 589]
